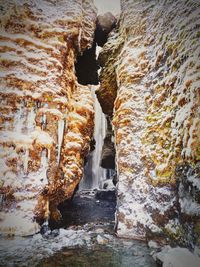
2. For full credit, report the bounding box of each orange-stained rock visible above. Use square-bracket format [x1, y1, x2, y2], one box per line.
[0, 0, 96, 236]
[98, 0, 200, 246]
[96, 29, 124, 116]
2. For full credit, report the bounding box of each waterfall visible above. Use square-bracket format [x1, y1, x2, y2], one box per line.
[79, 87, 107, 190]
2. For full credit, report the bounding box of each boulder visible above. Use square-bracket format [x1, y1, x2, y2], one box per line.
[95, 12, 117, 47]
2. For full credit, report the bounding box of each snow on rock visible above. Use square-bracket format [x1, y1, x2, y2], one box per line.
[154, 247, 200, 267]
[98, 0, 200, 245]
[96, 234, 109, 245]
[0, 0, 96, 235]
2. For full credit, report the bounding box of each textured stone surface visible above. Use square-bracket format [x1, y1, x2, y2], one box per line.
[153, 247, 200, 267]
[0, 0, 96, 235]
[95, 12, 117, 47]
[98, 0, 200, 245]
[100, 118, 115, 170]
[96, 29, 124, 116]
[100, 134, 115, 169]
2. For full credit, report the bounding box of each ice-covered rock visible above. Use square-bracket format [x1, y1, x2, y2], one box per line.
[154, 247, 200, 267]
[96, 234, 109, 245]
[97, 0, 200, 245]
[0, 0, 96, 235]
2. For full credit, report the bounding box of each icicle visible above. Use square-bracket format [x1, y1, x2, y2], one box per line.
[47, 148, 51, 162]
[40, 181, 50, 236]
[4, 121, 9, 131]
[41, 114, 46, 130]
[41, 103, 48, 130]
[40, 149, 48, 184]
[27, 107, 36, 131]
[14, 106, 23, 132]
[57, 119, 65, 165]
[23, 149, 29, 174]
[111, 135, 115, 143]
[44, 199, 49, 220]
[41, 149, 48, 168]
[36, 100, 41, 108]
[78, 28, 82, 52]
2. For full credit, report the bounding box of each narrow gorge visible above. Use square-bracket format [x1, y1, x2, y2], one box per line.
[0, 0, 200, 266]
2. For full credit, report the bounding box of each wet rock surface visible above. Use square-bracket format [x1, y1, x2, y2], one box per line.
[37, 241, 156, 267]
[152, 246, 200, 267]
[0, 222, 156, 267]
[96, 29, 123, 116]
[100, 134, 116, 169]
[50, 190, 116, 229]
[0, 189, 156, 267]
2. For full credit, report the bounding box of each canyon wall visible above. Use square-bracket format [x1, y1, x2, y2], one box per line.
[0, 0, 96, 235]
[98, 0, 200, 246]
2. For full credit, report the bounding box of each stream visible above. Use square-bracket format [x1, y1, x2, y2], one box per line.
[0, 188, 156, 267]
[0, 224, 156, 267]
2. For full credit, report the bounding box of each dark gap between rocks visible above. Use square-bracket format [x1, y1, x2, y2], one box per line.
[75, 41, 99, 85]
[75, 12, 117, 85]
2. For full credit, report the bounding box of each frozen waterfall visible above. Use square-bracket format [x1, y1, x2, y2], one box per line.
[79, 86, 107, 190]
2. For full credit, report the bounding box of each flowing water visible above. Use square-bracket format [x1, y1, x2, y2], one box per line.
[79, 87, 107, 190]
[0, 223, 156, 267]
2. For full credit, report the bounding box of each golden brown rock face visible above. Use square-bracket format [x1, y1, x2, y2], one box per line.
[98, 0, 200, 245]
[0, 0, 96, 235]
[96, 29, 124, 116]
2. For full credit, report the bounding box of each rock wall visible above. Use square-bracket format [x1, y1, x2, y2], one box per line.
[98, 0, 200, 246]
[0, 0, 96, 235]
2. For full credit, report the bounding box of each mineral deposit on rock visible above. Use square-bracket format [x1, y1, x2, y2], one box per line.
[98, 0, 200, 246]
[0, 0, 96, 236]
